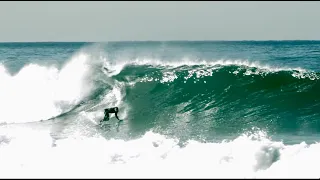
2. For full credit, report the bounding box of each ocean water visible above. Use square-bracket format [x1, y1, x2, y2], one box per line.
[0, 41, 319, 178]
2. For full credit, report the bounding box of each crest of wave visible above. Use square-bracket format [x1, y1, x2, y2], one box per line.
[102, 56, 309, 77]
[0, 52, 94, 123]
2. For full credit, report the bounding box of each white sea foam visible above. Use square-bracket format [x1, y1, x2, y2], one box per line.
[0, 126, 318, 178]
[0, 52, 94, 123]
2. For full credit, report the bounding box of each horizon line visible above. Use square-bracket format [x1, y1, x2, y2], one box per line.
[1, 39, 320, 43]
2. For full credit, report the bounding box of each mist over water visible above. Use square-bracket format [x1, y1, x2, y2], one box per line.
[0, 41, 319, 178]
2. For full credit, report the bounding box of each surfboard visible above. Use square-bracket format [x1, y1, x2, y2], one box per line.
[88, 116, 99, 125]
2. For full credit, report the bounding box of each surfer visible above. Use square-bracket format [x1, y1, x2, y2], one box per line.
[101, 107, 120, 123]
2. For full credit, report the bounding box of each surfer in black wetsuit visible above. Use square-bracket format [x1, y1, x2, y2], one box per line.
[101, 107, 120, 123]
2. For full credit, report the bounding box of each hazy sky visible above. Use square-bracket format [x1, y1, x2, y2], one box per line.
[0, 1, 320, 42]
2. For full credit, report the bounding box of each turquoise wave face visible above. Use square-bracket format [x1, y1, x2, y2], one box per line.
[77, 63, 318, 140]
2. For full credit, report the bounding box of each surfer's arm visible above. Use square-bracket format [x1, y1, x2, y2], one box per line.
[115, 112, 120, 120]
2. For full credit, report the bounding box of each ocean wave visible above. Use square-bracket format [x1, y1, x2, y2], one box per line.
[1, 47, 319, 135]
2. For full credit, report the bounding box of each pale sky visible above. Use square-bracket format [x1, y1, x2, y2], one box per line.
[0, 1, 320, 42]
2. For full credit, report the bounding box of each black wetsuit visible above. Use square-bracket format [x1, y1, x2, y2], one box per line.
[101, 107, 120, 122]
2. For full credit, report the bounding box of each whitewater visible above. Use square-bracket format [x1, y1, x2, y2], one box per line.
[0, 41, 319, 178]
